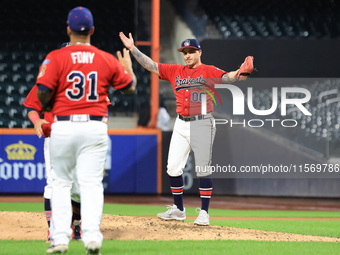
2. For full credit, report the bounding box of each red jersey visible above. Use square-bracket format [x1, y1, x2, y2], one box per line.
[24, 84, 113, 138]
[36, 45, 132, 116]
[158, 63, 226, 116]
[23, 84, 54, 137]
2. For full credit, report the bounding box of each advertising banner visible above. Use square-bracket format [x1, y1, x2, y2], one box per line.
[0, 135, 45, 193]
[0, 132, 159, 194]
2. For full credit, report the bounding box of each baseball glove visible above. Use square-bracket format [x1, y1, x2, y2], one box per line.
[236, 56, 254, 79]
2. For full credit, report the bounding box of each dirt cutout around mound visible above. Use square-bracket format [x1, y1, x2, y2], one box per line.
[0, 211, 339, 242]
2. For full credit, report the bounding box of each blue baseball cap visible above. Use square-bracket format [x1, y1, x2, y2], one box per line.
[177, 39, 201, 52]
[60, 42, 70, 48]
[67, 6, 93, 32]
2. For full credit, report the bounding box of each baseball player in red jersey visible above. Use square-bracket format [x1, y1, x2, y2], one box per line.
[24, 84, 83, 242]
[24, 84, 113, 243]
[119, 33, 253, 226]
[36, 7, 136, 254]
[23, 42, 86, 243]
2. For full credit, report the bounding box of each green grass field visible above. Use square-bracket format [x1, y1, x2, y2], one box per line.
[1, 202, 339, 255]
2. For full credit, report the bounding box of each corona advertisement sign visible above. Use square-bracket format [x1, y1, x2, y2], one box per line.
[0, 135, 45, 193]
[0, 131, 159, 194]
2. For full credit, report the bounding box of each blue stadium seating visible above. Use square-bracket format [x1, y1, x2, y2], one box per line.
[0, 0, 151, 128]
[189, 0, 340, 39]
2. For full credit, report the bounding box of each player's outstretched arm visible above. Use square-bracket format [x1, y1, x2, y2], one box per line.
[222, 56, 254, 83]
[119, 32, 159, 76]
[116, 48, 137, 94]
[27, 110, 49, 138]
[222, 71, 239, 83]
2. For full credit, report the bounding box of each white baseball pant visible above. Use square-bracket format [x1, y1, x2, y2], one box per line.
[167, 114, 216, 177]
[49, 118, 108, 247]
[43, 137, 80, 203]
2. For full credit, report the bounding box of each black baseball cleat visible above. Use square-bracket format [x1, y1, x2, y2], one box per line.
[71, 220, 82, 241]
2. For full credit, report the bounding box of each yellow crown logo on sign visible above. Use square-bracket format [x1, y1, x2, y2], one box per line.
[5, 140, 37, 160]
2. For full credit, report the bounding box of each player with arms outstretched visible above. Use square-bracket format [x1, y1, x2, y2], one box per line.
[120, 32, 253, 226]
[36, 7, 136, 254]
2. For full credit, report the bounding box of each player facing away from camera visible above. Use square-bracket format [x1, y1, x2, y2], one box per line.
[24, 84, 83, 242]
[23, 42, 88, 243]
[24, 62, 114, 243]
[120, 32, 253, 226]
[37, 7, 136, 254]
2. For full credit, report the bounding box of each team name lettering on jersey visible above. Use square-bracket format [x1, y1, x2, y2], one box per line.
[71, 52, 95, 64]
[175, 75, 206, 91]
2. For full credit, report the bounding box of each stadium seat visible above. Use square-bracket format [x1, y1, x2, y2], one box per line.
[195, 0, 340, 39]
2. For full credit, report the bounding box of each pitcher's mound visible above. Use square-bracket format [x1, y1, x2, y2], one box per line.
[0, 212, 339, 242]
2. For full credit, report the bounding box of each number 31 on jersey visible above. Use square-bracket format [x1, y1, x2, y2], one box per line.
[66, 71, 98, 101]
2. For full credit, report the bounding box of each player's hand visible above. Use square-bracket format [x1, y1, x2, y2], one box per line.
[117, 48, 133, 73]
[119, 32, 134, 50]
[34, 118, 49, 138]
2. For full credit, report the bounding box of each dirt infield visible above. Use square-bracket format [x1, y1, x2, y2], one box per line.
[1, 195, 340, 242]
[1, 211, 340, 242]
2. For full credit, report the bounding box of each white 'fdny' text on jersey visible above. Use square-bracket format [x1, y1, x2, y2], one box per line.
[71, 52, 95, 64]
